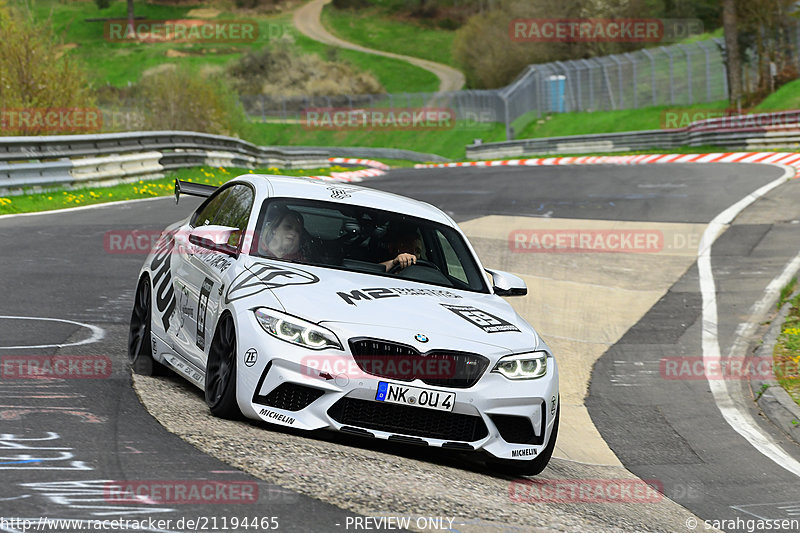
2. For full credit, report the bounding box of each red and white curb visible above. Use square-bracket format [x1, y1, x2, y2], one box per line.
[414, 152, 800, 171]
[329, 157, 390, 171]
[307, 167, 386, 183]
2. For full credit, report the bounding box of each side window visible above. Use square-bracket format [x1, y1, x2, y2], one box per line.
[437, 230, 468, 284]
[192, 188, 232, 228]
[215, 185, 254, 230]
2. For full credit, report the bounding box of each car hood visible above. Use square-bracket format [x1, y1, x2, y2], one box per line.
[234, 257, 543, 353]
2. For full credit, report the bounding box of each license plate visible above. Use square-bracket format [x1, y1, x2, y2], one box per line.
[375, 381, 455, 412]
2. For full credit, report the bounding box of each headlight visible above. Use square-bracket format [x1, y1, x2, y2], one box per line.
[254, 308, 342, 350]
[492, 351, 548, 380]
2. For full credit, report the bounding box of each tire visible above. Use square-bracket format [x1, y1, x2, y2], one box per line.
[489, 401, 560, 477]
[128, 276, 163, 376]
[204, 313, 240, 419]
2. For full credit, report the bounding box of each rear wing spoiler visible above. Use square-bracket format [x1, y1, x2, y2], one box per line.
[175, 179, 217, 204]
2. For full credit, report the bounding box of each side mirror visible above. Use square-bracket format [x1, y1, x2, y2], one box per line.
[189, 225, 241, 257]
[485, 268, 527, 296]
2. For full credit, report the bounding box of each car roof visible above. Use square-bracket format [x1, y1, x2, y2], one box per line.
[236, 174, 454, 226]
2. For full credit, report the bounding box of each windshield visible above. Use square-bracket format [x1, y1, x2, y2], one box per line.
[250, 198, 489, 293]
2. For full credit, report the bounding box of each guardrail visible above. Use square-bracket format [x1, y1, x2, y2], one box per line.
[275, 146, 450, 163]
[466, 110, 800, 159]
[0, 131, 332, 194]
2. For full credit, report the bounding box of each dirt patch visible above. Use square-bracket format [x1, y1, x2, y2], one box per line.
[186, 8, 221, 19]
[142, 63, 177, 78]
[165, 49, 189, 58]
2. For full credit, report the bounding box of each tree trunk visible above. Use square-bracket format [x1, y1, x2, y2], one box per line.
[723, 0, 743, 111]
[126, 0, 135, 39]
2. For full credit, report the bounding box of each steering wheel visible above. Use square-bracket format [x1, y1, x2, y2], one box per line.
[388, 258, 440, 274]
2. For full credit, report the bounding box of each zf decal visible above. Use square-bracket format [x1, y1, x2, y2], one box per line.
[440, 304, 520, 333]
[196, 277, 213, 351]
[150, 233, 177, 332]
[244, 348, 258, 367]
[226, 263, 319, 303]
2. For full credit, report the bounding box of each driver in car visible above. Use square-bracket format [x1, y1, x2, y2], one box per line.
[380, 227, 423, 272]
[258, 207, 306, 260]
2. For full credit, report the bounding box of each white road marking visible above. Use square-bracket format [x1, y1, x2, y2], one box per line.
[699, 164, 800, 478]
[0, 316, 104, 350]
[0, 196, 167, 221]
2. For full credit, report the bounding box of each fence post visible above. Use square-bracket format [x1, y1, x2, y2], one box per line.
[679, 44, 692, 105]
[626, 53, 638, 109]
[609, 54, 624, 109]
[713, 38, 729, 100]
[661, 47, 675, 105]
[699, 41, 712, 102]
[641, 48, 656, 106]
[502, 94, 512, 140]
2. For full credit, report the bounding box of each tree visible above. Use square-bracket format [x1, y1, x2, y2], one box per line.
[0, 8, 96, 135]
[723, 0, 742, 110]
[94, 0, 135, 38]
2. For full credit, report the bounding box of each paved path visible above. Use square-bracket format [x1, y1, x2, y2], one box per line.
[292, 0, 465, 92]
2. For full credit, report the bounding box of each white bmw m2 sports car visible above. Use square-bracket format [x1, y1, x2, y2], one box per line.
[128, 175, 559, 475]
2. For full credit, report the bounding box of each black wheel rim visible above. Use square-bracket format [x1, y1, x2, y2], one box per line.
[128, 279, 151, 364]
[207, 316, 235, 405]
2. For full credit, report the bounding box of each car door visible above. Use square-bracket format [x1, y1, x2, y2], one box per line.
[178, 184, 255, 367]
[171, 186, 233, 364]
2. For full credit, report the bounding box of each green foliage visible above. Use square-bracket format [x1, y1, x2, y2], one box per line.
[0, 6, 95, 135]
[323, 2, 458, 68]
[137, 67, 248, 137]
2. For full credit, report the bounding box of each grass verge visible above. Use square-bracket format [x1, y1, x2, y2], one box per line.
[321, 3, 457, 68]
[0, 165, 361, 216]
[773, 288, 800, 408]
[22, 0, 438, 93]
[245, 120, 505, 160]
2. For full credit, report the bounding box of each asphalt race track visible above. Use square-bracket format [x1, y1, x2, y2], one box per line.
[1, 162, 800, 532]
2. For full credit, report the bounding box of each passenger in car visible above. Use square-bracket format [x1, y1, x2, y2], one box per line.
[258, 207, 306, 260]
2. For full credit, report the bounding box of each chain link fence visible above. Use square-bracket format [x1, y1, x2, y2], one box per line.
[244, 30, 800, 140]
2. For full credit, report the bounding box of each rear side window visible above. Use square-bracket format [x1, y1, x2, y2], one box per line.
[214, 185, 254, 230]
[192, 188, 232, 227]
